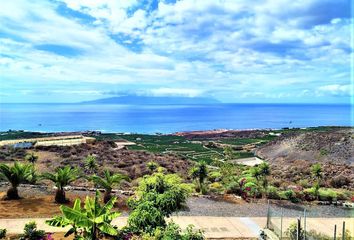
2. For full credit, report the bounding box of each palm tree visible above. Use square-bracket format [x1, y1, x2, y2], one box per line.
[89, 170, 129, 203]
[311, 163, 322, 182]
[46, 191, 120, 240]
[311, 163, 323, 199]
[84, 155, 98, 174]
[42, 166, 81, 203]
[0, 162, 33, 199]
[257, 162, 270, 198]
[25, 152, 38, 165]
[190, 161, 208, 194]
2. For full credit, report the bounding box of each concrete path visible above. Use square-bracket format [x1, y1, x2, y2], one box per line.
[1, 217, 353, 238]
[0, 217, 263, 238]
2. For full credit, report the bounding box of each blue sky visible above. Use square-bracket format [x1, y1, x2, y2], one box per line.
[0, 0, 352, 103]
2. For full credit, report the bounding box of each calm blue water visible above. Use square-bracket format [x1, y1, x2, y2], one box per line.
[0, 103, 352, 133]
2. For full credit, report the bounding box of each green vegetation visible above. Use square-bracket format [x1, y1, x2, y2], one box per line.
[19, 221, 46, 240]
[97, 133, 269, 163]
[286, 222, 352, 240]
[190, 161, 208, 194]
[127, 171, 193, 234]
[0, 162, 34, 199]
[42, 166, 81, 203]
[25, 152, 38, 165]
[44, 172, 203, 239]
[311, 163, 323, 199]
[0, 131, 50, 141]
[147, 161, 159, 173]
[147, 222, 204, 240]
[47, 191, 120, 240]
[84, 154, 98, 174]
[89, 170, 129, 203]
[0, 228, 6, 239]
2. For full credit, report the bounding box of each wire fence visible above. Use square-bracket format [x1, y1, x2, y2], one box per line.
[266, 201, 353, 240]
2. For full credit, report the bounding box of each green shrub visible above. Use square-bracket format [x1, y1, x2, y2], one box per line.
[224, 181, 240, 194]
[318, 188, 337, 202]
[279, 190, 293, 200]
[208, 182, 224, 193]
[0, 229, 6, 239]
[298, 179, 311, 188]
[128, 201, 166, 234]
[151, 222, 204, 240]
[335, 189, 352, 200]
[128, 173, 192, 234]
[208, 171, 222, 182]
[303, 188, 317, 201]
[266, 186, 279, 199]
[286, 222, 304, 240]
[19, 221, 46, 240]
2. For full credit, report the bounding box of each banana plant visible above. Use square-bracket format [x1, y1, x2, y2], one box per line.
[46, 191, 120, 240]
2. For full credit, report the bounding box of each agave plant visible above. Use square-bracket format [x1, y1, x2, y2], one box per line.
[46, 191, 120, 240]
[25, 152, 39, 165]
[0, 162, 33, 199]
[42, 166, 81, 203]
[84, 155, 98, 174]
[89, 170, 129, 203]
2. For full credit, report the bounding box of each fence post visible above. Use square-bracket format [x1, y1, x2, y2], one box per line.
[342, 221, 345, 240]
[304, 209, 307, 240]
[297, 218, 301, 240]
[280, 208, 283, 240]
[266, 200, 270, 229]
[334, 224, 337, 240]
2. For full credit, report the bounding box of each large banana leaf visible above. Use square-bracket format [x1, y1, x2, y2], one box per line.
[99, 196, 117, 215]
[61, 205, 91, 228]
[97, 222, 118, 236]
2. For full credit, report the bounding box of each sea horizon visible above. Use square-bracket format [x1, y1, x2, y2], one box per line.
[1, 103, 353, 134]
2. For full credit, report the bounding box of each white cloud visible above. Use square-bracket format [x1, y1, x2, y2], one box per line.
[149, 88, 203, 97]
[317, 84, 352, 96]
[0, 0, 352, 103]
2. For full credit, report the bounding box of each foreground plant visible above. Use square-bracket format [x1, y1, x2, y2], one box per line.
[46, 191, 120, 240]
[0, 162, 33, 199]
[0, 228, 6, 239]
[19, 221, 46, 240]
[42, 166, 81, 203]
[127, 172, 192, 234]
[89, 170, 129, 203]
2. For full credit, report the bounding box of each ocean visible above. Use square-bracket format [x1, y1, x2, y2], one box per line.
[0, 103, 352, 133]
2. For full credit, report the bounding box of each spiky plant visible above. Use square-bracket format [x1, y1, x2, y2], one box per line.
[190, 161, 208, 194]
[84, 155, 98, 174]
[0, 162, 33, 199]
[89, 170, 129, 203]
[42, 166, 81, 203]
[25, 152, 38, 165]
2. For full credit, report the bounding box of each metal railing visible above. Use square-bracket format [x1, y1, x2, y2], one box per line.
[266, 201, 352, 240]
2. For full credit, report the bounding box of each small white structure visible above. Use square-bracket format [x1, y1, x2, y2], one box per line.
[232, 157, 264, 166]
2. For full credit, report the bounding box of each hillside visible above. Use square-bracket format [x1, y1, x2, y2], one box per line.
[256, 128, 354, 166]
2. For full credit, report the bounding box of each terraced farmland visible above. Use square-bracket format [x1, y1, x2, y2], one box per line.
[105, 134, 258, 163]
